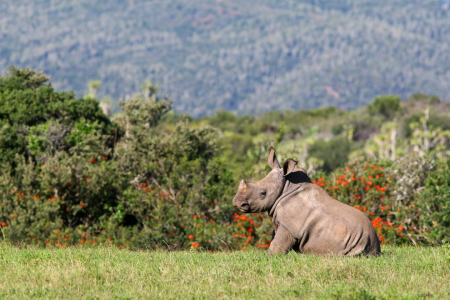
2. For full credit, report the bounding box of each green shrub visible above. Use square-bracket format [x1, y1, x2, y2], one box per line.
[0, 67, 116, 165]
[368, 95, 401, 118]
[310, 137, 352, 172]
[0, 70, 241, 250]
[417, 160, 450, 245]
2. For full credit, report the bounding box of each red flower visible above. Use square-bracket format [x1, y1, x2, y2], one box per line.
[193, 215, 198, 219]
[89, 158, 96, 163]
[1, 222, 7, 227]
[371, 217, 384, 228]
[191, 242, 200, 249]
[188, 234, 194, 239]
[257, 241, 271, 248]
[240, 215, 246, 220]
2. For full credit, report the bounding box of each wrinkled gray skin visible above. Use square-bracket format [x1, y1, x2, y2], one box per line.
[232, 147, 381, 256]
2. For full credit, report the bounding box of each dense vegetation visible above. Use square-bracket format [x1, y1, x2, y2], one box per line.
[0, 245, 449, 299]
[1, 1, 450, 116]
[1, 67, 450, 250]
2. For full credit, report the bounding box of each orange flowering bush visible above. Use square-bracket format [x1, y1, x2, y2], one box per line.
[0, 75, 240, 250]
[311, 156, 435, 246]
[179, 155, 434, 250]
[228, 212, 272, 250]
[177, 211, 272, 251]
[313, 163, 407, 245]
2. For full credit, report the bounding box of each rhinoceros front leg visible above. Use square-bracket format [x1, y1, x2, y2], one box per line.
[268, 225, 296, 255]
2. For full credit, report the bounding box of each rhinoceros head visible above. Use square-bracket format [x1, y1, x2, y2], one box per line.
[232, 147, 298, 213]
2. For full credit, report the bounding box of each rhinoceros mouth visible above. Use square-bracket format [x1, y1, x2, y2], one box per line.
[240, 204, 250, 212]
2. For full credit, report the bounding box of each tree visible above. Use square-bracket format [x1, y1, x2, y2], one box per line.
[0, 67, 115, 165]
[310, 137, 352, 172]
[368, 95, 401, 118]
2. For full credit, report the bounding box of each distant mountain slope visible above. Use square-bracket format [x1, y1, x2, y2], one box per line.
[1, 0, 450, 116]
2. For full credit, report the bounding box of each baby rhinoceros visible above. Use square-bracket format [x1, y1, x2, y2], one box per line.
[232, 147, 380, 256]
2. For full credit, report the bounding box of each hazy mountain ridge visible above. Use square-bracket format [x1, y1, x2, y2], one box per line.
[1, 0, 450, 116]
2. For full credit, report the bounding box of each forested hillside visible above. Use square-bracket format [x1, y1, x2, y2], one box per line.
[1, 0, 450, 116]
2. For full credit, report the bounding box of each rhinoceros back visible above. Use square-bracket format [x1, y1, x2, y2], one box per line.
[273, 182, 380, 256]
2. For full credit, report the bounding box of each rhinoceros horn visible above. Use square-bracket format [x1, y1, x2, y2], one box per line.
[239, 179, 247, 192]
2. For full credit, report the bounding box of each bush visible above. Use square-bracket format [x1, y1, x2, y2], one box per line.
[310, 137, 352, 172]
[0, 67, 116, 166]
[417, 159, 450, 245]
[0, 69, 242, 249]
[368, 95, 401, 118]
[312, 159, 406, 245]
[310, 154, 449, 246]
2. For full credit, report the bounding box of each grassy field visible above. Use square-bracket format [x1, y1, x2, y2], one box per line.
[0, 244, 449, 299]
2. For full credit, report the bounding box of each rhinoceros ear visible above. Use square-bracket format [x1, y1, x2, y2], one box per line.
[268, 147, 281, 169]
[283, 159, 298, 176]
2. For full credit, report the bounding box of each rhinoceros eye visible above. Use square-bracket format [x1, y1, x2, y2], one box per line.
[259, 190, 266, 198]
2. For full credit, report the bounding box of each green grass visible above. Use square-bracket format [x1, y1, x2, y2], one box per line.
[0, 244, 449, 299]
